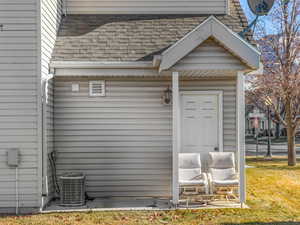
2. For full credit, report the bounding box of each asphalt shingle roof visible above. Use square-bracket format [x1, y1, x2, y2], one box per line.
[52, 0, 252, 62]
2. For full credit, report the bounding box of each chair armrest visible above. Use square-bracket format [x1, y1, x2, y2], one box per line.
[191, 173, 205, 180]
[189, 173, 210, 194]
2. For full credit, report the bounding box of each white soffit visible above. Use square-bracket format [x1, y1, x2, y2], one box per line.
[159, 16, 261, 72]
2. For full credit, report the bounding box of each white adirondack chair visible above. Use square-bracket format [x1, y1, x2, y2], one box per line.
[208, 152, 239, 200]
[179, 153, 209, 205]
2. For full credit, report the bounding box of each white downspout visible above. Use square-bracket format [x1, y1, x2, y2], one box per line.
[41, 78, 51, 210]
[42, 80, 49, 197]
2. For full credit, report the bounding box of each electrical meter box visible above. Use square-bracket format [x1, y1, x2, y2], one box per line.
[7, 148, 19, 167]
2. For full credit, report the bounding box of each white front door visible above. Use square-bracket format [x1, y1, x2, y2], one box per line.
[181, 91, 223, 165]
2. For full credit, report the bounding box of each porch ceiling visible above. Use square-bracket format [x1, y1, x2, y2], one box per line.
[175, 70, 237, 77]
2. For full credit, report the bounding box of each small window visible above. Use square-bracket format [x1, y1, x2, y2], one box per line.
[89, 80, 105, 97]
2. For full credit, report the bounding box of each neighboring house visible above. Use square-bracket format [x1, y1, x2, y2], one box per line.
[245, 105, 280, 136]
[0, 0, 260, 213]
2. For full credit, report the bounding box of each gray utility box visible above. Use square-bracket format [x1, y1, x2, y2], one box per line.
[7, 148, 19, 167]
[59, 173, 86, 206]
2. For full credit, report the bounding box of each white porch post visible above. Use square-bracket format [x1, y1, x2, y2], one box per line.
[237, 71, 246, 206]
[172, 71, 180, 205]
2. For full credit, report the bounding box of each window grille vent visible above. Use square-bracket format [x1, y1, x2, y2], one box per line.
[89, 80, 105, 96]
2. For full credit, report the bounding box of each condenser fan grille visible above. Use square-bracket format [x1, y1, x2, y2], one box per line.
[59, 173, 85, 206]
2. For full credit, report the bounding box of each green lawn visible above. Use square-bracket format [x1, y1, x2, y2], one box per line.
[1, 157, 300, 225]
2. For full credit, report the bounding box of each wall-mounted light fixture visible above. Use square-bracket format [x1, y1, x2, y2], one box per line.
[162, 86, 172, 105]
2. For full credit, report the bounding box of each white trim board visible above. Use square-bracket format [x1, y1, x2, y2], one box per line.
[63, 0, 227, 15]
[236, 71, 246, 205]
[50, 61, 158, 76]
[53, 68, 168, 76]
[179, 90, 224, 152]
[159, 16, 260, 72]
[172, 71, 180, 205]
[50, 61, 154, 69]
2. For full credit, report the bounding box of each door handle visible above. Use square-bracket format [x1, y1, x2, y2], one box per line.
[214, 147, 219, 151]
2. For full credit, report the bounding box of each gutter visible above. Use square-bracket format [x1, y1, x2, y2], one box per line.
[50, 61, 156, 70]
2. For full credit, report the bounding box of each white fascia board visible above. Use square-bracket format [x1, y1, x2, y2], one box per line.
[211, 18, 261, 69]
[246, 61, 263, 75]
[54, 68, 170, 76]
[50, 61, 155, 69]
[159, 16, 261, 71]
[212, 18, 260, 55]
[159, 16, 213, 71]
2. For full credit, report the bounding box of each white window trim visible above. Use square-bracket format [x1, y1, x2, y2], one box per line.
[89, 80, 106, 97]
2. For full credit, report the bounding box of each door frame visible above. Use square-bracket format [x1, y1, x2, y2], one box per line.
[180, 90, 223, 152]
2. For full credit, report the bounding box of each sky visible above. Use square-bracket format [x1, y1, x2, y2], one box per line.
[240, 0, 255, 20]
[239, 0, 276, 35]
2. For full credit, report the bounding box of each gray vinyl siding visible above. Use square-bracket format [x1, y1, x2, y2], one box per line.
[41, 0, 62, 81]
[172, 39, 247, 72]
[65, 0, 227, 14]
[0, 0, 62, 212]
[53, 76, 236, 198]
[40, 0, 62, 200]
[0, 0, 39, 209]
[180, 78, 237, 152]
[54, 77, 173, 198]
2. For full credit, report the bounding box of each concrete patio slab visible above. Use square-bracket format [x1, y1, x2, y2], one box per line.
[42, 198, 246, 213]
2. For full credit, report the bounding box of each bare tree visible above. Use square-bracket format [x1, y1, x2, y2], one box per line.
[248, 0, 300, 166]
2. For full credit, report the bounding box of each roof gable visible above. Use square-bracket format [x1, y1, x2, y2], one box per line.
[171, 38, 247, 71]
[159, 16, 260, 72]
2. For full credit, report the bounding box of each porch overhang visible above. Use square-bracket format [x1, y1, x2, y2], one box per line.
[159, 16, 261, 72]
[49, 61, 164, 76]
[49, 61, 244, 77]
[50, 16, 260, 77]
